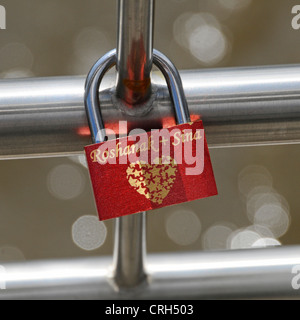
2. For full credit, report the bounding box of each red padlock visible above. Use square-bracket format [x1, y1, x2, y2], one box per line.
[84, 49, 217, 221]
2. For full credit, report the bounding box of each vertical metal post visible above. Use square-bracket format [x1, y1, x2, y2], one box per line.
[113, 0, 155, 289]
[113, 213, 147, 289]
[116, 0, 154, 106]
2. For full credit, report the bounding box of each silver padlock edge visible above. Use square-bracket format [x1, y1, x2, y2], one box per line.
[84, 49, 191, 144]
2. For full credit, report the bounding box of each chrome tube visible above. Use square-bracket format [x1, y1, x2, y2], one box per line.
[116, 0, 154, 106]
[113, 214, 147, 289]
[113, 0, 155, 290]
[112, 49, 193, 289]
[1, 65, 300, 160]
[0, 246, 300, 299]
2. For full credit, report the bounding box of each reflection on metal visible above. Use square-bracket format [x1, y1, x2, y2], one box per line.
[152, 49, 190, 124]
[84, 49, 191, 143]
[112, 48, 191, 289]
[0, 0, 298, 302]
[1, 64, 300, 159]
[116, 0, 154, 106]
[1, 246, 300, 299]
[113, 214, 147, 290]
[84, 49, 117, 143]
[113, 0, 155, 291]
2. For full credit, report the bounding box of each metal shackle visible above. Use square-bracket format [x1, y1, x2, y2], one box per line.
[84, 49, 191, 144]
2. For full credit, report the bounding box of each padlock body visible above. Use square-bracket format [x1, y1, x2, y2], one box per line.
[85, 121, 217, 221]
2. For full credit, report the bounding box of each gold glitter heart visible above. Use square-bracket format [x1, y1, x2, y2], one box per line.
[126, 156, 177, 204]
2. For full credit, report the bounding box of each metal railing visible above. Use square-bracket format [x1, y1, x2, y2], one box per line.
[0, 0, 299, 300]
[1, 246, 300, 300]
[113, 0, 154, 290]
[1, 63, 300, 160]
[0, 63, 300, 300]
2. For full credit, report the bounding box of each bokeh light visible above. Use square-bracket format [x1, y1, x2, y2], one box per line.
[72, 215, 107, 251]
[246, 224, 275, 239]
[47, 164, 85, 200]
[0, 0, 298, 262]
[0, 246, 25, 262]
[246, 187, 290, 238]
[254, 203, 290, 238]
[230, 229, 262, 249]
[0, 68, 35, 78]
[236, 164, 291, 245]
[0, 42, 34, 73]
[189, 22, 227, 65]
[173, 13, 229, 66]
[166, 208, 201, 246]
[247, 188, 289, 220]
[238, 165, 273, 197]
[70, 27, 112, 74]
[252, 238, 281, 248]
[202, 223, 236, 250]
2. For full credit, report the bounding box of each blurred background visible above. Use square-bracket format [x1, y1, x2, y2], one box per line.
[0, 0, 299, 262]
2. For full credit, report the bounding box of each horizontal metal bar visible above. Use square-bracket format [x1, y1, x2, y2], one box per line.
[1, 246, 300, 299]
[1, 64, 300, 159]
